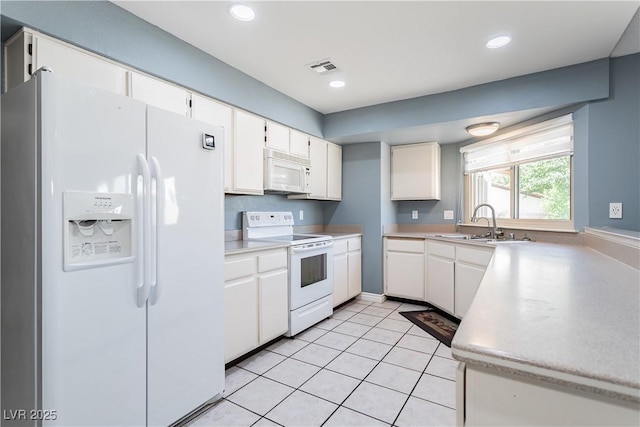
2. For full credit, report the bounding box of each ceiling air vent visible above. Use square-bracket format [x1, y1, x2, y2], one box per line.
[306, 59, 339, 75]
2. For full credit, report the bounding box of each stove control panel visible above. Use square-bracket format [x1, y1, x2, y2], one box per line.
[243, 211, 294, 227]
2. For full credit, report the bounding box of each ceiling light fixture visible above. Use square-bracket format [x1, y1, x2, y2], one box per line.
[486, 35, 511, 49]
[329, 80, 345, 88]
[466, 122, 500, 137]
[229, 4, 255, 21]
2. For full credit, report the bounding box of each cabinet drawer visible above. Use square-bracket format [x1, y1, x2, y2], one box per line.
[225, 256, 256, 281]
[258, 250, 288, 273]
[428, 241, 455, 259]
[333, 239, 348, 256]
[386, 238, 425, 253]
[347, 237, 361, 252]
[456, 245, 494, 267]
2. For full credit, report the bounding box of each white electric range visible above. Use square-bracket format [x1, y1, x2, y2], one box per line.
[242, 211, 333, 336]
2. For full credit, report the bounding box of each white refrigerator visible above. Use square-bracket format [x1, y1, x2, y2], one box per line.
[1, 71, 225, 426]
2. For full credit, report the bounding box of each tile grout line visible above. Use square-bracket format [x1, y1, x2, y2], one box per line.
[211, 300, 454, 427]
[226, 301, 376, 426]
[321, 301, 435, 426]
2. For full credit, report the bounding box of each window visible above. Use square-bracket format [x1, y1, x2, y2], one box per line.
[461, 115, 574, 231]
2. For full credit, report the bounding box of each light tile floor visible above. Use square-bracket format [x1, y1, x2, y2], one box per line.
[191, 299, 457, 427]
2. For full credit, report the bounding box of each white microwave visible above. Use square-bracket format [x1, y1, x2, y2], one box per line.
[264, 149, 311, 194]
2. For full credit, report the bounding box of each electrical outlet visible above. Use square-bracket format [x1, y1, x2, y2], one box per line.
[444, 210, 454, 220]
[412, 210, 418, 220]
[299, 210, 304, 221]
[609, 203, 622, 219]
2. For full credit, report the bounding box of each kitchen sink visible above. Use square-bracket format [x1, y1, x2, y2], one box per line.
[469, 237, 531, 244]
[434, 234, 532, 243]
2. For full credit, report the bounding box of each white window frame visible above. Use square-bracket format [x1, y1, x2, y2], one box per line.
[461, 115, 575, 232]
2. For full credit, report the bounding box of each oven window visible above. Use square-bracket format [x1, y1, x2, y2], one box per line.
[300, 253, 327, 287]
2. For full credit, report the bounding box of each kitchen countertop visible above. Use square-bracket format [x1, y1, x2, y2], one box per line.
[384, 231, 497, 248]
[320, 232, 362, 240]
[384, 232, 640, 402]
[224, 239, 290, 255]
[225, 232, 362, 255]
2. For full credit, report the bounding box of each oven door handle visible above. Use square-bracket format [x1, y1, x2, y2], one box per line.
[290, 241, 333, 254]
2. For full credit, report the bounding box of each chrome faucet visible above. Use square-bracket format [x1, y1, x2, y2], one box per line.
[471, 203, 497, 239]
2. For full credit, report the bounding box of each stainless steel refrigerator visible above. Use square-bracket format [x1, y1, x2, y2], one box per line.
[1, 71, 225, 426]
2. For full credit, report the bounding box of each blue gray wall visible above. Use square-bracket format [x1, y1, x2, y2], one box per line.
[225, 195, 327, 231]
[323, 59, 610, 140]
[324, 143, 385, 295]
[587, 54, 639, 230]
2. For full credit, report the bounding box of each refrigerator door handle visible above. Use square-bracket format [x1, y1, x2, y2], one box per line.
[149, 156, 163, 305]
[136, 153, 152, 307]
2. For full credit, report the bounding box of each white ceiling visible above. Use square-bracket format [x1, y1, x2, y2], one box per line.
[113, 1, 639, 143]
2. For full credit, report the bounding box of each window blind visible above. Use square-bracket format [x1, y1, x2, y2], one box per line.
[460, 114, 573, 174]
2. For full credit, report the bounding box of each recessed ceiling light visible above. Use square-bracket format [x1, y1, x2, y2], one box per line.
[466, 122, 500, 137]
[329, 80, 345, 88]
[229, 4, 255, 21]
[486, 35, 511, 49]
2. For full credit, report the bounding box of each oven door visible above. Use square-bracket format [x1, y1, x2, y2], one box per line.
[289, 243, 334, 310]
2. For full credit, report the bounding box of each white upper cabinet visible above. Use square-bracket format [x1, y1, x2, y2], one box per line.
[290, 129, 310, 159]
[327, 142, 342, 200]
[266, 122, 310, 160]
[309, 136, 329, 198]
[129, 73, 188, 117]
[233, 110, 265, 195]
[4, 29, 127, 95]
[265, 121, 290, 153]
[191, 94, 234, 192]
[289, 136, 342, 201]
[391, 142, 441, 200]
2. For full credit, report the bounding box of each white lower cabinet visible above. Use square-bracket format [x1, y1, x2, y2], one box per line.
[224, 276, 258, 362]
[384, 238, 426, 301]
[460, 364, 640, 426]
[384, 237, 494, 318]
[258, 270, 289, 344]
[427, 254, 455, 313]
[333, 237, 362, 307]
[347, 238, 362, 298]
[333, 240, 349, 306]
[426, 240, 455, 313]
[426, 240, 494, 317]
[453, 245, 494, 318]
[224, 248, 288, 363]
[454, 263, 486, 318]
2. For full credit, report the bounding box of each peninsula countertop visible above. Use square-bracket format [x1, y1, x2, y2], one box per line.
[450, 241, 640, 403]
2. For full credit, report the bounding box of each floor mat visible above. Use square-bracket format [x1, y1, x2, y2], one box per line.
[399, 307, 460, 347]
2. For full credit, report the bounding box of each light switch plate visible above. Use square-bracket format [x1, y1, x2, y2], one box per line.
[444, 210, 454, 220]
[412, 210, 418, 220]
[609, 203, 622, 219]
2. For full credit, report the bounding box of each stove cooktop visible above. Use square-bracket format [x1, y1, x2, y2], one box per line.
[266, 234, 324, 242]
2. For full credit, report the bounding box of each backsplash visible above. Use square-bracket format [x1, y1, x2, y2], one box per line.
[224, 194, 328, 230]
